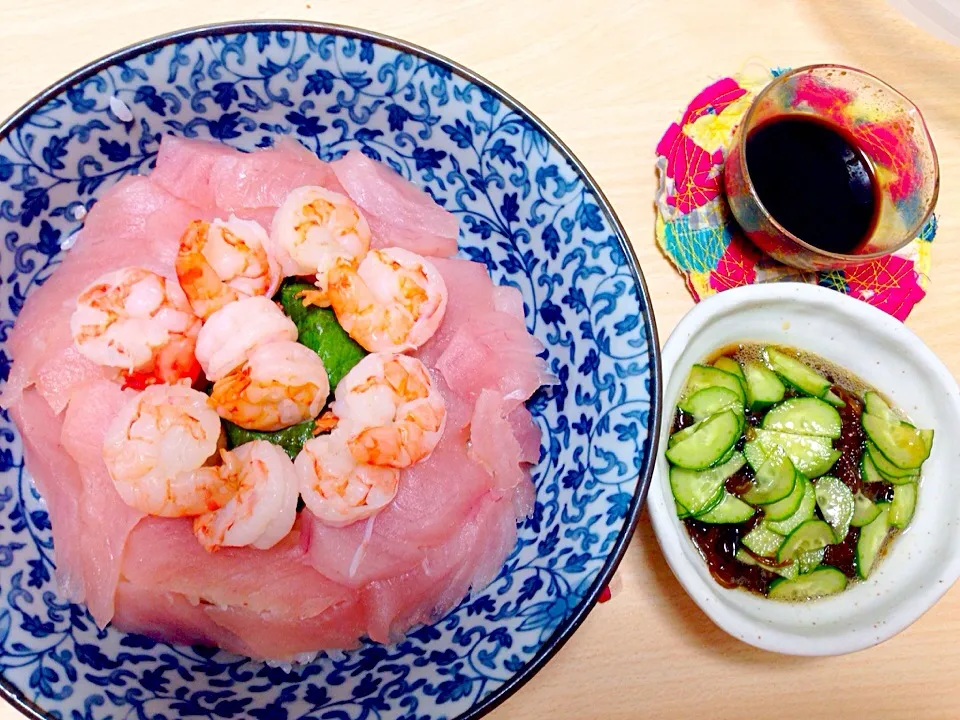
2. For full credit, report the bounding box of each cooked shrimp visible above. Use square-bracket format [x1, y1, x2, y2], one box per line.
[102, 383, 228, 517]
[295, 430, 400, 528]
[269, 185, 371, 303]
[331, 352, 446, 468]
[176, 216, 280, 320]
[209, 340, 330, 431]
[194, 296, 297, 381]
[71, 266, 202, 386]
[327, 247, 447, 353]
[194, 440, 299, 551]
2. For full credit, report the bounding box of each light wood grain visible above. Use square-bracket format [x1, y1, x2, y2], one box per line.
[0, 0, 958, 717]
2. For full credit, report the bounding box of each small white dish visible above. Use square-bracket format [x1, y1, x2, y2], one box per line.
[648, 282, 960, 656]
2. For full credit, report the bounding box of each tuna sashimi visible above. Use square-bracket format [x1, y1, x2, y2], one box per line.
[60, 379, 144, 627]
[152, 136, 341, 220]
[469, 389, 532, 498]
[362, 495, 517, 644]
[302, 512, 424, 589]
[365, 213, 458, 258]
[123, 517, 351, 619]
[330, 150, 459, 248]
[11, 390, 84, 601]
[113, 581, 246, 653]
[205, 597, 365, 660]
[0, 176, 207, 412]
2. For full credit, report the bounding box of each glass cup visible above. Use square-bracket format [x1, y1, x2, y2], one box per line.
[724, 65, 939, 271]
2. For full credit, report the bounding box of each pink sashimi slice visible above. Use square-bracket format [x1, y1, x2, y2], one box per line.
[123, 516, 352, 620]
[511, 475, 537, 520]
[11, 389, 85, 601]
[468, 389, 533, 498]
[0, 175, 207, 413]
[417, 257, 497, 366]
[152, 135, 342, 215]
[508, 404, 542, 465]
[60, 379, 144, 627]
[435, 310, 552, 409]
[301, 512, 424, 589]
[366, 377, 496, 548]
[112, 581, 248, 653]
[362, 494, 517, 644]
[366, 214, 458, 258]
[204, 596, 365, 661]
[329, 149, 458, 241]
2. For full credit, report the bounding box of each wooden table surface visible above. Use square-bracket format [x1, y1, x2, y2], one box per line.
[1, 0, 959, 717]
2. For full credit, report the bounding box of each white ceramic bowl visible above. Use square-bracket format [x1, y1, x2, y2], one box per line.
[648, 283, 960, 656]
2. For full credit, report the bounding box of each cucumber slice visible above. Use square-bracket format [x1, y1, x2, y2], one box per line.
[678, 365, 746, 411]
[889, 483, 917, 529]
[696, 492, 755, 524]
[864, 391, 896, 422]
[713, 357, 746, 390]
[765, 477, 816, 535]
[765, 347, 831, 397]
[669, 452, 746, 515]
[777, 519, 835, 563]
[822, 389, 846, 408]
[742, 448, 797, 505]
[743, 440, 768, 471]
[763, 471, 806, 521]
[742, 360, 786, 409]
[669, 418, 704, 448]
[860, 451, 885, 484]
[762, 397, 842, 439]
[814, 475, 855, 542]
[851, 492, 881, 527]
[768, 567, 847, 601]
[866, 442, 920, 483]
[676, 500, 691, 519]
[861, 413, 933, 470]
[856, 503, 890, 579]
[685, 386, 743, 420]
[735, 549, 798, 579]
[753, 428, 840, 478]
[797, 547, 826, 574]
[665, 410, 742, 470]
[741, 524, 784, 558]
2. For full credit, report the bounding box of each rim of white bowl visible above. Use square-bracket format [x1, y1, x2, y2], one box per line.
[648, 282, 960, 656]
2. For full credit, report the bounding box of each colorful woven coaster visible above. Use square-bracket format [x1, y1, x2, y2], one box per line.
[654, 65, 936, 322]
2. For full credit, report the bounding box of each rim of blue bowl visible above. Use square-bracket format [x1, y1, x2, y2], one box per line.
[0, 19, 661, 720]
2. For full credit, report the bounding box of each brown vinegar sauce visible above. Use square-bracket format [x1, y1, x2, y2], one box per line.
[679, 343, 903, 599]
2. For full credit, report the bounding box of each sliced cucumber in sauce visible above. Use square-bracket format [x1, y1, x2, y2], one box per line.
[762, 470, 806, 521]
[742, 448, 796, 505]
[856, 503, 891, 579]
[743, 440, 768, 471]
[752, 428, 840, 478]
[765, 347, 831, 397]
[864, 391, 896, 423]
[684, 386, 743, 420]
[797, 547, 826, 574]
[861, 413, 933, 470]
[736, 548, 797, 579]
[850, 492, 881, 528]
[777, 519, 835, 563]
[768, 566, 847, 601]
[668, 418, 704, 448]
[866, 443, 920, 483]
[669, 452, 746, 515]
[742, 524, 784, 558]
[678, 365, 746, 411]
[762, 397, 842, 438]
[713, 356, 746, 391]
[764, 477, 816, 535]
[695, 492, 755, 524]
[665, 410, 742, 470]
[742, 360, 786, 409]
[814, 475, 854, 543]
[889, 483, 917, 529]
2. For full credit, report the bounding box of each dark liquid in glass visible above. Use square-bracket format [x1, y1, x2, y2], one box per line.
[745, 115, 879, 255]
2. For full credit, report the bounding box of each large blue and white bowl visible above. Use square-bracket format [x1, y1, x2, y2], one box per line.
[0, 22, 659, 719]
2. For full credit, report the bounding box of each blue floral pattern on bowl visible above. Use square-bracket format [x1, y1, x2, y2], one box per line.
[0, 22, 659, 720]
